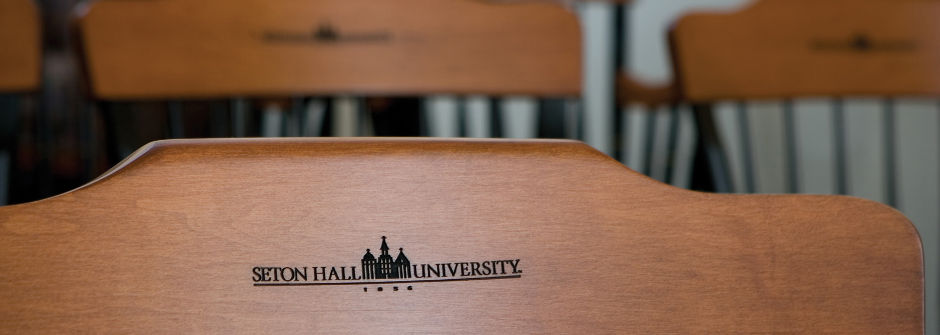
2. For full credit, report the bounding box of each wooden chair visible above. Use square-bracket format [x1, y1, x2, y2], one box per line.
[0, 0, 41, 205]
[617, 0, 940, 330]
[0, 138, 922, 332]
[0, 0, 40, 94]
[76, 0, 581, 167]
[631, 0, 940, 194]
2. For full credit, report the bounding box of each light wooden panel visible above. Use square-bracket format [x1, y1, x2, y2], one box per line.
[671, 0, 940, 102]
[0, 0, 40, 92]
[78, 0, 581, 100]
[0, 138, 923, 333]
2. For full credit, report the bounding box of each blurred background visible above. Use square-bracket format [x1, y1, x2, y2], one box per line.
[0, 0, 937, 331]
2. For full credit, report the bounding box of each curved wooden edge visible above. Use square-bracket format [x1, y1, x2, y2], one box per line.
[7, 138, 923, 252]
[0, 138, 923, 333]
[670, 0, 940, 102]
[618, 74, 679, 106]
[77, 0, 581, 100]
[0, 0, 41, 92]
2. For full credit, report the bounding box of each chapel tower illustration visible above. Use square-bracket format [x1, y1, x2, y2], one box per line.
[361, 236, 411, 280]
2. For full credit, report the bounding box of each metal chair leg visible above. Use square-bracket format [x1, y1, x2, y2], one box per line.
[690, 104, 733, 193]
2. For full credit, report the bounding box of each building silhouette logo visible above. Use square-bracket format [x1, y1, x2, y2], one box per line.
[252, 236, 522, 290]
[361, 236, 411, 280]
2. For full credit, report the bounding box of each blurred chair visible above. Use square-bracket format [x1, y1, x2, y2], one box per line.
[619, 1, 940, 329]
[634, 0, 940, 195]
[0, 138, 924, 333]
[667, 0, 940, 195]
[0, 0, 41, 205]
[76, 0, 580, 168]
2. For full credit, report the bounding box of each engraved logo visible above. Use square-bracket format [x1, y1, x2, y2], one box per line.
[263, 23, 391, 44]
[252, 236, 522, 292]
[810, 33, 916, 52]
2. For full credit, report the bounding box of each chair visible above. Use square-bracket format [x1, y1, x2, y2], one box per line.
[0, 0, 39, 93]
[618, 0, 939, 331]
[76, 0, 581, 168]
[0, 0, 41, 205]
[666, 0, 940, 194]
[0, 138, 923, 332]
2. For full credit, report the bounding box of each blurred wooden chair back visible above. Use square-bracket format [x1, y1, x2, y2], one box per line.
[0, 0, 40, 93]
[618, 0, 940, 193]
[79, 0, 580, 99]
[672, 0, 940, 101]
[75, 0, 581, 169]
[0, 138, 924, 333]
[0, 0, 40, 206]
[615, 1, 939, 330]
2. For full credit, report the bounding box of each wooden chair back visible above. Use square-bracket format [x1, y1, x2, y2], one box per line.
[614, 0, 940, 192]
[77, 0, 581, 100]
[670, 0, 940, 102]
[0, 138, 923, 333]
[0, 0, 41, 92]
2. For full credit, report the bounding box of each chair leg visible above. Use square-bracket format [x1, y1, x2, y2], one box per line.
[690, 104, 733, 193]
[100, 102, 123, 167]
[0, 94, 16, 205]
[167, 101, 184, 138]
[663, 104, 681, 184]
[301, 98, 326, 137]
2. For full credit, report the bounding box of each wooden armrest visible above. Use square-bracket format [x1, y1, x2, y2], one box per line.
[0, 138, 922, 333]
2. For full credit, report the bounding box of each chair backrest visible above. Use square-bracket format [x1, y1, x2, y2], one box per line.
[77, 0, 581, 100]
[670, 0, 940, 102]
[654, 4, 936, 329]
[0, 138, 922, 333]
[0, 0, 40, 92]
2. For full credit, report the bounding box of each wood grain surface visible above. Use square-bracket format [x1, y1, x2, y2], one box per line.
[0, 0, 40, 92]
[671, 0, 940, 102]
[0, 138, 923, 333]
[77, 0, 581, 100]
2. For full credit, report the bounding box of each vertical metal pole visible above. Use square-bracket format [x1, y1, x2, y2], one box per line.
[231, 98, 248, 137]
[783, 100, 799, 194]
[81, 101, 99, 181]
[691, 104, 733, 193]
[612, 2, 626, 162]
[737, 102, 755, 193]
[167, 101, 184, 138]
[883, 98, 897, 207]
[0, 94, 16, 205]
[642, 108, 657, 176]
[664, 104, 680, 184]
[286, 97, 304, 137]
[833, 99, 848, 195]
[209, 101, 228, 137]
[302, 99, 326, 137]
